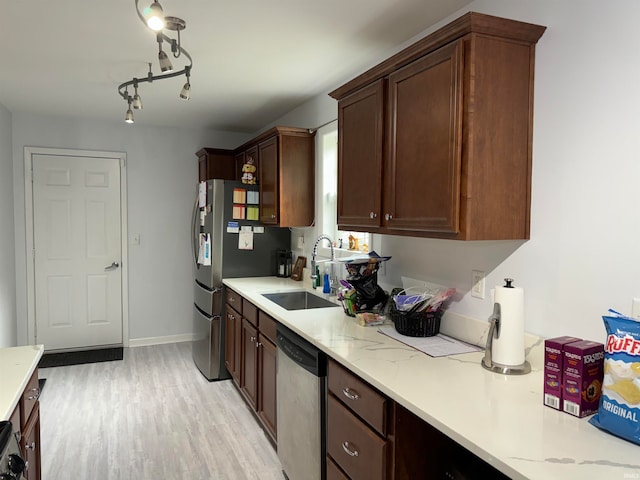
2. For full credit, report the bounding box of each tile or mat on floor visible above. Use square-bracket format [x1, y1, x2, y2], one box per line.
[38, 347, 123, 368]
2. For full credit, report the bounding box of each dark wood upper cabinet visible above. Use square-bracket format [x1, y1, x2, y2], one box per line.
[196, 147, 236, 182]
[330, 12, 546, 240]
[235, 126, 315, 227]
[337, 80, 384, 229]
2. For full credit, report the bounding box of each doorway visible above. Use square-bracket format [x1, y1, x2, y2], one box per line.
[24, 147, 129, 351]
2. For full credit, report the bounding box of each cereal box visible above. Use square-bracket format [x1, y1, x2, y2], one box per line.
[563, 340, 604, 417]
[544, 336, 581, 410]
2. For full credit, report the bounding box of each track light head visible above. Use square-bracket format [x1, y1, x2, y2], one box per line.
[158, 49, 173, 72]
[145, 1, 165, 31]
[180, 82, 190, 100]
[125, 107, 134, 124]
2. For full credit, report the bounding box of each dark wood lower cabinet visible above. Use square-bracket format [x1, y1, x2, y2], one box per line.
[257, 333, 277, 442]
[21, 402, 41, 480]
[225, 292, 279, 446]
[240, 318, 259, 410]
[10, 368, 41, 480]
[224, 305, 240, 383]
[327, 395, 388, 480]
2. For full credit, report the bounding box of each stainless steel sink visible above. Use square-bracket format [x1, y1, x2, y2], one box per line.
[262, 291, 339, 310]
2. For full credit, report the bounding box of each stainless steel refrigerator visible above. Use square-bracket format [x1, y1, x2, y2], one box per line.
[192, 179, 290, 380]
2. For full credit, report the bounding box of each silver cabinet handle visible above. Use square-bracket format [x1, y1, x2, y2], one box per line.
[271, 214, 276, 219]
[256, 342, 262, 348]
[27, 394, 39, 401]
[369, 211, 377, 219]
[250, 336, 256, 342]
[104, 261, 120, 271]
[384, 213, 393, 221]
[342, 387, 360, 401]
[25, 441, 36, 450]
[341, 441, 359, 457]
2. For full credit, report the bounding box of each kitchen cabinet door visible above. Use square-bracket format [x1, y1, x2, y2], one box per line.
[240, 319, 258, 410]
[258, 137, 279, 224]
[384, 41, 463, 234]
[21, 402, 41, 480]
[224, 305, 240, 384]
[196, 148, 236, 182]
[337, 80, 384, 231]
[257, 334, 277, 443]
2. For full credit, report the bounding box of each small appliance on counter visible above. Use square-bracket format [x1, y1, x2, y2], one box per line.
[481, 278, 531, 375]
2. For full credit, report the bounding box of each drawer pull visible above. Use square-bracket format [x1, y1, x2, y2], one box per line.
[342, 387, 360, 401]
[341, 441, 359, 457]
[27, 392, 39, 401]
[25, 441, 36, 450]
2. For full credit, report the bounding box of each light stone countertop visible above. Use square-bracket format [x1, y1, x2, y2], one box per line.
[224, 276, 640, 480]
[0, 344, 44, 421]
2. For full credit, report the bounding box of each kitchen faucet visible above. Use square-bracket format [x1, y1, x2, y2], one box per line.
[310, 234, 337, 295]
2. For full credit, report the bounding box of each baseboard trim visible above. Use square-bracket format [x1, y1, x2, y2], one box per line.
[129, 333, 196, 348]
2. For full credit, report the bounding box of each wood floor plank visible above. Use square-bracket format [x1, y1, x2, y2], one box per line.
[39, 342, 284, 479]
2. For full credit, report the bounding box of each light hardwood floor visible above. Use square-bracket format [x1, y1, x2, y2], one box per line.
[39, 342, 284, 479]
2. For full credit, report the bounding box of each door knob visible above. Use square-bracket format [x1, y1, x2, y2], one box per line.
[104, 261, 120, 271]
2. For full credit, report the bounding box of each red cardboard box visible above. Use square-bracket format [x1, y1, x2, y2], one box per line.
[563, 340, 605, 417]
[544, 336, 581, 410]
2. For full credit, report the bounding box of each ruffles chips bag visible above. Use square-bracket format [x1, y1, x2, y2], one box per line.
[589, 310, 640, 445]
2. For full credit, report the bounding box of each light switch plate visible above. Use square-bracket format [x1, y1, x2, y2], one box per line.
[471, 270, 485, 299]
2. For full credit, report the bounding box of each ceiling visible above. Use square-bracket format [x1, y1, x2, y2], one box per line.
[0, 0, 472, 133]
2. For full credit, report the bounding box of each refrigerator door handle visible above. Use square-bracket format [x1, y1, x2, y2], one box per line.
[191, 193, 199, 269]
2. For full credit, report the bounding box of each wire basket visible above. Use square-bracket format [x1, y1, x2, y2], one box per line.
[390, 304, 444, 337]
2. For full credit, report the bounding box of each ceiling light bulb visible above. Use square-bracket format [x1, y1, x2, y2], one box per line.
[125, 107, 134, 124]
[180, 82, 190, 100]
[158, 50, 173, 72]
[132, 93, 143, 110]
[145, 1, 165, 31]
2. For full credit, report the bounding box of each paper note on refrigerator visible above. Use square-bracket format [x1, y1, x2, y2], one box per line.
[233, 188, 247, 204]
[247, 191, 259, 204]
[247, 205, 259, 221]
[198, 182, 206, 208]
[198, 233, 211, 265]
[238, 231, 253, 250]
[233, 204, 246, 219]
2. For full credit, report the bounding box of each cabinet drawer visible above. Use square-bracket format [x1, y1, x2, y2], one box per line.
[20, 368, 39, 427]
[327, 456, 350, 480]
[328, 359, 387, 436]
[226, 289, 242, 313]
[258, 311, 277, 344]
[327, 395, 387, 480]
[243, 299, 258, 327]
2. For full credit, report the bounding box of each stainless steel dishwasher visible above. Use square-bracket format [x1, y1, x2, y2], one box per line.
[276, 324, 327, 480]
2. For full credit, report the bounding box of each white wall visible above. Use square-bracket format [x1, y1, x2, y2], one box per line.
[11, 112, 250, 345]
[0, 103, 16, 347]
[276, 0, 640, 343]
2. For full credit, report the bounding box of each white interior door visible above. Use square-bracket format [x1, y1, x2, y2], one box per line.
[32, 153, 123, 351]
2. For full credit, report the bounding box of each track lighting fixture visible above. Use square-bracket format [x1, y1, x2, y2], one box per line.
[118, 0, 192, 123]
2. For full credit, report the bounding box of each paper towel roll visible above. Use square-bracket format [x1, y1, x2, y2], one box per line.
[492, 285, 525, 366]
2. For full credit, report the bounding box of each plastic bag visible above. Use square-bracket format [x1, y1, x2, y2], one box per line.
[589, 310, 640, 445]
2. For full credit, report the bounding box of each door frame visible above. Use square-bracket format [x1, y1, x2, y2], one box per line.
[23, 146, 130, 348]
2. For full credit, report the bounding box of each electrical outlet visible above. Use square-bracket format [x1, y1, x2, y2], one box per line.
[471, 270, 485, 299]
[632, 298, 640, 320]
[297, 235, 304, 249]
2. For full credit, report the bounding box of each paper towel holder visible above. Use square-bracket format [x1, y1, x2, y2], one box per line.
[481, 300, 531, 375]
